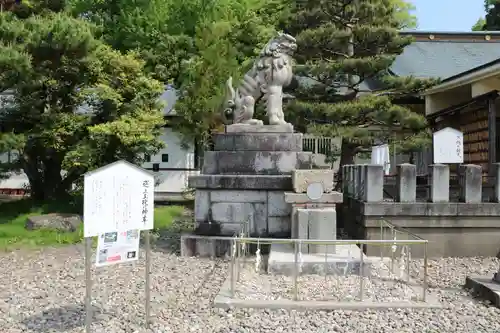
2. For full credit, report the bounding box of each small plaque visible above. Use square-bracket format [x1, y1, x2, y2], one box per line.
[306, 183, 324, 200]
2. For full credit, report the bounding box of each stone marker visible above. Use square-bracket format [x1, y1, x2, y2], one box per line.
[459, 164, 482, 203]
[292, 169, 334, 194]
[428, 164, 450, 203]
[396, 163, 417, 202]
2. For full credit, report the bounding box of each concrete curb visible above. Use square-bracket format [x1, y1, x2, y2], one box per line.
[465, 275, 500, 307]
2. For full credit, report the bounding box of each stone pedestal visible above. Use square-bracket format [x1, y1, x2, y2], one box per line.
[266, 172, 369, 276]
[189, 126, 316, 236]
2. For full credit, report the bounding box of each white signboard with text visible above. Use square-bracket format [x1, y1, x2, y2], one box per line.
[83, 160, 155, 237]
[433, 127, 464, 164]
[96, 229, 141, 267]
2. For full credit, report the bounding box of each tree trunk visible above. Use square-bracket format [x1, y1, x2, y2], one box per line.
[335, 138, 358, 191]
[23, 153, 71, 202]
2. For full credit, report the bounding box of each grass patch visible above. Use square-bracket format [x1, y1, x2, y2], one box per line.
[153, 205, 185, 231]
[0, 198, 187, 251]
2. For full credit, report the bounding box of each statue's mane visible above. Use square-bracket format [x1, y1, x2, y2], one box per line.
[259, 33, 296, 58]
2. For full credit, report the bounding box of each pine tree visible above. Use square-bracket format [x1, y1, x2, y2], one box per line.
[0, 5, 165, 200]
[484, 0, 500, 30]
[472, 1, 500, 31]
[284, 0, 437, 176]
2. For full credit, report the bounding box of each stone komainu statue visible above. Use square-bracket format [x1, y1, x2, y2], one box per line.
[222, 32, 297, 126]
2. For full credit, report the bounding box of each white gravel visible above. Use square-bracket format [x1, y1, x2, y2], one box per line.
[1, 246, 500, 333]
[235, 260, 417, 302]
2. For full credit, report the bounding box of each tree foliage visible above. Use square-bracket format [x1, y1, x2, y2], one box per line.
[284, 0, 437, 173]
[0, 8, 165, 200]
[69, 0, 280, 146]
[471, 0, 500, 31]
[472, 17, 487, 31]
[390, 0, 417, 29]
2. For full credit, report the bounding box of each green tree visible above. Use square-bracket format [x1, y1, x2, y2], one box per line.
[285, 0, 437, 179]
[471, 0, 500, 31]
[69, 0, 281, 146]
[472, 17, 486, 31]
[0, 10, 165, 200]
[484, 0, 500, 30]
[390, 0, 417, 29]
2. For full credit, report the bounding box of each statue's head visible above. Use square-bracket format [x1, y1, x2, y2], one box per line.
[261, 32, 297, 58]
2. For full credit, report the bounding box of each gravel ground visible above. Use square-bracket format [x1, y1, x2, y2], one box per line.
[1, 246, 500, 333]
[235, 259, 417, 302]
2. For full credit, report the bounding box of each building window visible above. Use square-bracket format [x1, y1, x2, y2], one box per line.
[144, 154, 151, 162]
[161, 154, 169, 162]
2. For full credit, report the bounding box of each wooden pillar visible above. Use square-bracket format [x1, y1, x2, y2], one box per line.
[488, 97, 497, 177]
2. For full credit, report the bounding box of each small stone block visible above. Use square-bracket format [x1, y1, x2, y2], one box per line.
[267, 191, 291, 217]
[267, 216, 291, 235]
[307, 208, 337, 254]
[396, 164, 417, 203]
[292, 169, 334, 193]
[429, 164, 450, 203]
[210, 202, 255, 223]
[459, 164, 482, 203]
[225, 123, 294, 133]
[363, 165, 384, 202]
[492, 163, 500, 203]
[284, 192, 343, 204]
[194, 190, 210, 222]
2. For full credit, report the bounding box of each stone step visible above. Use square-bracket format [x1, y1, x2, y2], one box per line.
[189, 175, 293, 190]
[213, 133, 303, 151]
[202, 151, 315, 175]
[267, 243, 370, 276]
[225, 123, 294, 133]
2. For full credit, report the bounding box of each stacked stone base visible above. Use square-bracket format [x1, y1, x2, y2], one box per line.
[189, 125, 311, 236]
[192, 188, 292, 236]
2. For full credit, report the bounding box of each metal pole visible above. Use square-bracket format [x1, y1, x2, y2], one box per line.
[230, 239, 236, 297]
[293, 241, 298, 301]
[236, 240, 241, 281]
[380, 221, 384, 260]
[390, 228, 395, 273]
[84, 237, 92, 333]
[359, 243, 364, 301]
[406, 245, 410, 283]
[423, 242, 428, 302]
[145, 230, 151, 328]
[324, 245, 328, 280]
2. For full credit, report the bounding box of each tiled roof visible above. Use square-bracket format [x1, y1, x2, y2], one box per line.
[391, 40, 500, 79]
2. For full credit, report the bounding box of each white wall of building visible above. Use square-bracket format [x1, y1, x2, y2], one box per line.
[0, 127, 198, 195]
[142, 127, 198, 194]
[0, 86, 199, 197]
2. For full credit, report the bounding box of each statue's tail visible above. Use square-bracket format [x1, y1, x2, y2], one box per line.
[226, 77, 235, 101]
[221, 77, 236, 124]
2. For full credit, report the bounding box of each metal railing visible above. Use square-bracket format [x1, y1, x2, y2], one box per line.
[378, 219, 428, 300]
[302, 136, 335, 155]
[227, 236, 428, 303]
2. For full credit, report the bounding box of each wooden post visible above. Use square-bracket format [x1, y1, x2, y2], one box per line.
[488, 97, 497, 177]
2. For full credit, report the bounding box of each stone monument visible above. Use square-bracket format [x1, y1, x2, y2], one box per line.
[267, 169, 366, 275]
[189, 32, 319, 238]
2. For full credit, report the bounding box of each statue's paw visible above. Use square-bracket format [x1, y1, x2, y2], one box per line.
[268, 115, 280, 125]
[243, 119, 263, 125]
